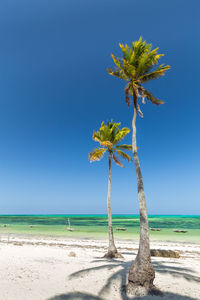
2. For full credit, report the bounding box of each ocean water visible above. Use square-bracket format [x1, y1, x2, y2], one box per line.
[0, 215, 199, 242]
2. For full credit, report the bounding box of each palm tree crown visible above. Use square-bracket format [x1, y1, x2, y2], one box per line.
[107, 37, 170, 117]
[89, 120, 131, 167]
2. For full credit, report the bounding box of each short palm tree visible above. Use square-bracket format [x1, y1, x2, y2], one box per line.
[108, 37, 170, 294]
[89, 120, 131, 258]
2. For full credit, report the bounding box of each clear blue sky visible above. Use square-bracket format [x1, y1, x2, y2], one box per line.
[0, 0, 199, 215]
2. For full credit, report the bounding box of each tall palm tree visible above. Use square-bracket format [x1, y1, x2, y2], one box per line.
[107, 37, 170, 294]
[89, 120, 131, 258]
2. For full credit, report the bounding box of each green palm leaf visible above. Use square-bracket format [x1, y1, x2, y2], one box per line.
[110, 54, 123, 69]
[116, 150, 131, 162]
[139, 64, 170, 83]
[89, 148, 106, 162]
[137, 49, 164, 76]
[99, 141, 113, 149]
[113, 127, 130, 144]
[116, 144, 132, 151]
[107, 67, 128, 81]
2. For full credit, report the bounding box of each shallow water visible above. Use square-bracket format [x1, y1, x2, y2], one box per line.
[0, 215, 199, 242]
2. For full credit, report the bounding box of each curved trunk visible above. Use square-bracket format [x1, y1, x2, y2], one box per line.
[127, 99, 155, 295]
[106, 152, 117, 256]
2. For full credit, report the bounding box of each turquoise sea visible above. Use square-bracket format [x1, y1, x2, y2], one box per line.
[0, 215, 200, 242]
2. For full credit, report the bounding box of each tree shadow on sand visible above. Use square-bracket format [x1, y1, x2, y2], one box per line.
[48, 291, 198, 300]
[48, 258, 200, 300]
[153, 260, 200, 283]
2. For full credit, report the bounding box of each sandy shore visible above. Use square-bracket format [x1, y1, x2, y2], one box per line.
[0, 235, 200, 300]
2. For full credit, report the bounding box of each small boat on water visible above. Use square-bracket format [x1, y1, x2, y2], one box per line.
[173, 230, 188, 233]
[150, 228, 161, 231]
[116, 227, 127, 231]
[67, 218, 74, 231]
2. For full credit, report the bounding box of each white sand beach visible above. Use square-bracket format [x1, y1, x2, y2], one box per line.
[0, 236, 200, 300]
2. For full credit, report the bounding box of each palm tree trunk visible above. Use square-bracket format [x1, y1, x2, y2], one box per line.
[127, 99, 155, 294]
[106, 152, 117, 257]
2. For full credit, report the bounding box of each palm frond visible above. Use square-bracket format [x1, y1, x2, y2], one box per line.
[123, 61, 137, 78]
[99, 141, 113, 149]
[93, 121, 116, 147]
[137, 48, 164, 76]
[131, 37, 151, 66]
[116, 150, 131, 162]
[92, 131, 101, 143]
[116, 144, 132, 151]
[139, 87, 164, 105]
[119, 43, 131, 60]
[113, 127, 130, 144]
[107, 67, 128, 81]
[112, 153, 124, 168]
[139, 64, 170, 83]
[111, 54, 123, 69]
[89, 148, 106, 162]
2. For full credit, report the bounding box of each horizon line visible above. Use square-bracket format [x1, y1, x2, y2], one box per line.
[0, 214, 200, 217]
